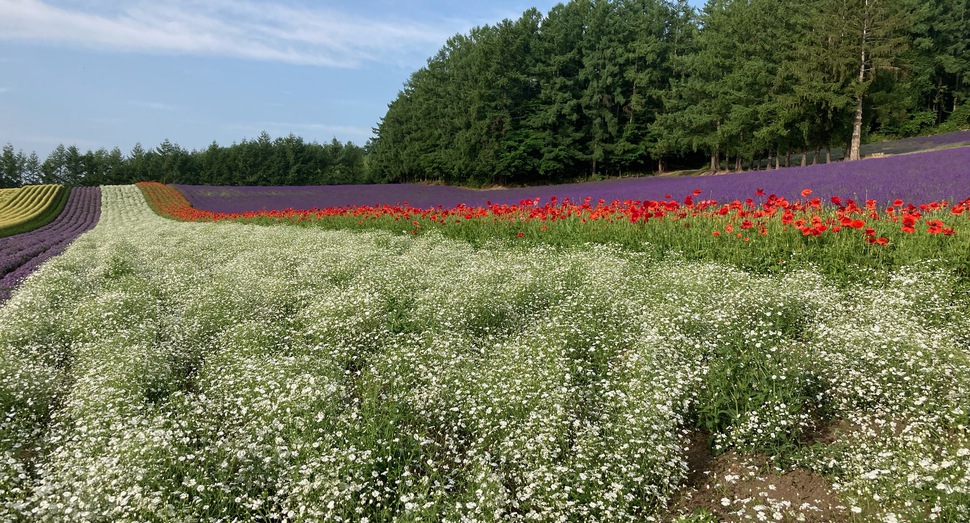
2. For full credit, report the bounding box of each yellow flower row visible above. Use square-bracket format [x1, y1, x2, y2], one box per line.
[0, 184, 66, 237]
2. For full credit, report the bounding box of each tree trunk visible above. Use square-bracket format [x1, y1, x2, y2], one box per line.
[849, 13, 869, 162]
[936, 78, 940, 125]
[710, 149, 718, 172]
[826, 146, 831, 163]
[785, 149, 791, 167]
[813, 147, 820, 165]
[849, 93, 864, 161]
[774, 150, 781, 170]
[801, 148, 808, 167]
[657, 158, 665, 174]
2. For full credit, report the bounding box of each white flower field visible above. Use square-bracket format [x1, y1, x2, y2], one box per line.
[1, 185, 968, 521]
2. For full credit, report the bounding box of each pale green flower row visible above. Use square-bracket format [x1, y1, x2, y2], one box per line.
[0, 185, 967, 521]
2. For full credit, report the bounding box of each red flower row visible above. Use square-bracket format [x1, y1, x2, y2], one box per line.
[137, 182, 968, 245]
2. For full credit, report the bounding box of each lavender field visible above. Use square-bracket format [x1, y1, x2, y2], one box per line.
[0, 187, 101, 303]
[177, 145, 970, 213]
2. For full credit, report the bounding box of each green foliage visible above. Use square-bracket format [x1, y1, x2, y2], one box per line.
[371, 0, 964, 183]
[13, 133, 369, 187]
[1, 144, 23, 188]
[234, 203, 970, 288]
[692, 329, 829, 457]
[371, 0, 689, 183]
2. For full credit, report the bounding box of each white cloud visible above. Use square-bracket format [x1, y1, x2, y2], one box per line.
[0, 0, 452, 67]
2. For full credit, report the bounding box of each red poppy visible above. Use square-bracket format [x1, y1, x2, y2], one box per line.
[801, 189, 813, 197]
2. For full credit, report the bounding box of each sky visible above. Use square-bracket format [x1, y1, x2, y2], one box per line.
[0, 0, 701, 159]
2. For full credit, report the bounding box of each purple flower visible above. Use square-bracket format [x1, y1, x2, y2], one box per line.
[176, 147, 970, 212]
[0, 187, 101, 303]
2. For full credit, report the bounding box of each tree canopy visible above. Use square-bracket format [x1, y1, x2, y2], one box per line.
[1, 133, 367, 188]
[369, 0, 969, 185]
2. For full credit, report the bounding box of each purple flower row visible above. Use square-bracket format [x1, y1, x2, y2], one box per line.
[0, 187, 101, 303]
[175, 146, 970, 213]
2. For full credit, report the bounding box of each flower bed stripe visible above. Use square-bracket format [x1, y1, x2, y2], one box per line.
[0, 186, 101, 303]
[174, 146, 970, 213]
[139, 182, 970, 281]
[0, 184, 69, 238]
[0, 188, 16, 206]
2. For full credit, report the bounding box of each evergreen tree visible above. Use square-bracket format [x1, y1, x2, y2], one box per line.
[529, 0, 589, 179]
[22, 152, 42, 185]
[42, 144, 68, 184]
[1, 143, 23, 187]
[819, 0, 912, 160]
[903, 0, 970, 130]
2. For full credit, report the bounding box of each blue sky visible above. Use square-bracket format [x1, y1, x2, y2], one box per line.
[1, 0, 700, 159]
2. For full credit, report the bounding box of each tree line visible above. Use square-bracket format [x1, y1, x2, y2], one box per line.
[3, 0, 968, 189]
[368, 0, 969, 185]
[1, 132, 368, 188]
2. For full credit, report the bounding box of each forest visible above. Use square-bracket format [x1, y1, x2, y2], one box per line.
[369, 0, 969, 186]
[2, 0, 968, 188]
[0, 133, 367, 188]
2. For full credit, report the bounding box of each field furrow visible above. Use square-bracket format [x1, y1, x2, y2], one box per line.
[0, 186, 101, 302]
[0, 185, 70, 239]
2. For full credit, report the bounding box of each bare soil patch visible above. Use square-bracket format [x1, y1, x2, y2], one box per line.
[668, 432, 850, 522]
